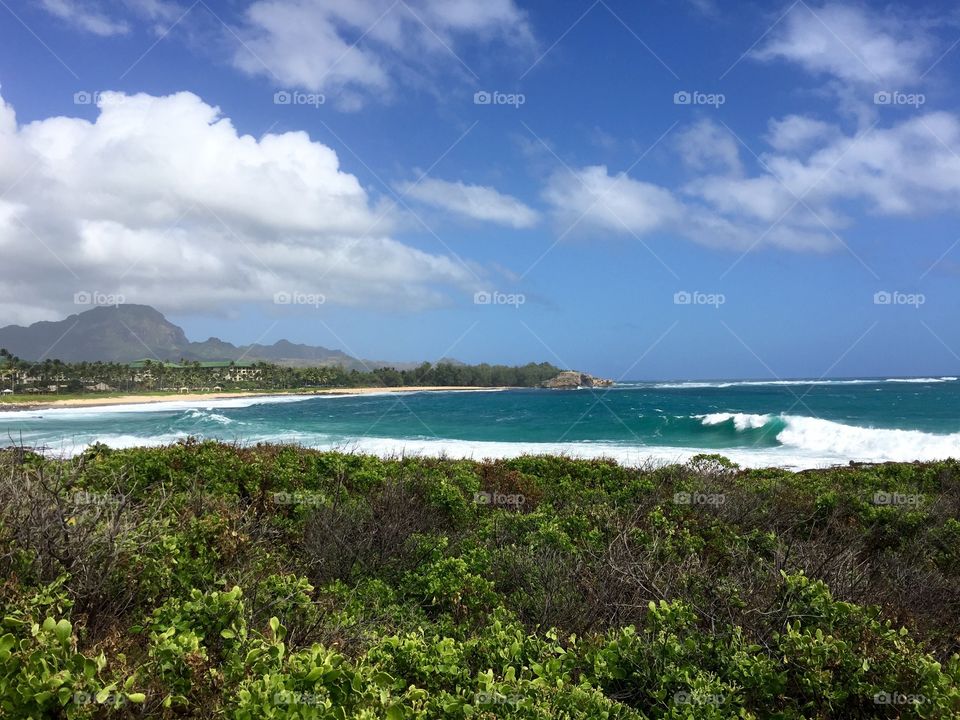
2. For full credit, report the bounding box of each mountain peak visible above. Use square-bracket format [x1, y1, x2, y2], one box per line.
[0, 304, 356, 366]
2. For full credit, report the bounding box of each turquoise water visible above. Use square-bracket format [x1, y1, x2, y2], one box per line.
[3, 377, 959, 468]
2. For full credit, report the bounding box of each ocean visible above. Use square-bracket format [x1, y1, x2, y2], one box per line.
[3, 377, 959, 469]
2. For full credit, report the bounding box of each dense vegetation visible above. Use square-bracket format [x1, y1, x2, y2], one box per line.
[1, 442, 958, 718]
[0, 349, 562, 394]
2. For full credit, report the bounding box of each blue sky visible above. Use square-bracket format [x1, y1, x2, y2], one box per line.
[1, 0, 959, 379]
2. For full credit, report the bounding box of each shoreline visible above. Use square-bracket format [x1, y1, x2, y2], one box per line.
[0, 386, 503, 411]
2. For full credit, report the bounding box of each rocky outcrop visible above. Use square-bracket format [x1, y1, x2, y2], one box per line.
[540, 371, 614, 389]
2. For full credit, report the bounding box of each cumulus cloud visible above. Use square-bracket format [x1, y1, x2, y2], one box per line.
[542, 163, 834, 252]
[234, 0, 532, 107]
[399, 177, 539, 228]
[752, 2, 936, 86]
[543, 165, 684, 236]
[0, 91, 476, 325]
[683, 115, 960, 221]
[544, 113, 960, 253]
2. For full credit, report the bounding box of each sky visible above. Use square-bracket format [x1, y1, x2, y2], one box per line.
[1, 0, 959, 380]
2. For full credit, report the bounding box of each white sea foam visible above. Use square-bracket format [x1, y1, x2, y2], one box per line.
[696, 412, 772, 430]
[29, 432, 813, 469]
[7, 386, 958, 470]
[0, 388, 510, 422]
[650, 376, 958, 389]
[694, 412, 960, 463]
[884, 377, 958, 383]
[182, 408, 233, 425]
[0, 393, 319, 421]
[775, 416, 960, 462]
[26, 413, 959, 470]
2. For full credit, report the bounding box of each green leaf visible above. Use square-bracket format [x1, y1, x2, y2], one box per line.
[126, 692, 146, 703]
[372, 671, 395, 687]
[220, 629, 235, 639]
[0, 633, 15, 660]
[54, 620, 72, 646]
[386, 705, 404, 720]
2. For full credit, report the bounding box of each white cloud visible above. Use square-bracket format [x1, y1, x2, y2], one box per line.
[543, 111, 960, 253]
[543, 163, 834, 252]
[123, 0, 182, 22]
[765, 115, 838, 152]
[0, 91, 477, 324]
[676, 119, 742, 174]
[399, 177, 538, 228]
[39, 0, 130, 36]
[543, 165, 684, 236]
[234, 0, 532, 107]
[752, 3, 935, 86]
[784, 112, 960, 215]
[681, 114, 960, 243]
[37, 0, 188, 38]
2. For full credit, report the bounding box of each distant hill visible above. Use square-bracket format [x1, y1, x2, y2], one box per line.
[0, 305, 366, 367]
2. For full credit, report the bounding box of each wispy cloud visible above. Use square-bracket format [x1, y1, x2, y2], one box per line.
[399, 177, 539, 228]
[233, 0, 533, 108]
[39, 0, 130, 36]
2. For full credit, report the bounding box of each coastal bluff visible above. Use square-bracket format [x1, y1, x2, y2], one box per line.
[540, 370, 614, 389]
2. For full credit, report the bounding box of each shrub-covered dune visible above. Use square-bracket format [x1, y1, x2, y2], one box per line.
[1, 441, 958, 718]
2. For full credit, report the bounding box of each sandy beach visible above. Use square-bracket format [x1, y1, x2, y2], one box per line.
[0, 386, 496, 411]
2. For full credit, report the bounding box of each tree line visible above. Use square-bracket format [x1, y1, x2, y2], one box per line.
[0, 349, 562, 392]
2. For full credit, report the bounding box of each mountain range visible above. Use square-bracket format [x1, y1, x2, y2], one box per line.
[0, 305, 434, 369]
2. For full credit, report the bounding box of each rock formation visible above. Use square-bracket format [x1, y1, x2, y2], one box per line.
[540, 371, 614, 389]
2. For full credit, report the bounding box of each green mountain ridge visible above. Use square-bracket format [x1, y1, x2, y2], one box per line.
[0, 305, 368, 368]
